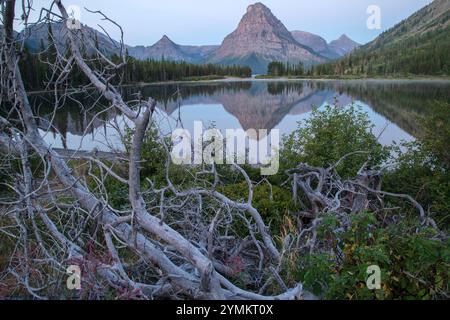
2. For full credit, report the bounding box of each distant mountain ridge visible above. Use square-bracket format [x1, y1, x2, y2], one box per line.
[328, 34, 360, 57]
[128, 35, 188, 61]
[21, 21, 123, 57]
[290, 31, 359, 59]
[128, 35, 218, 63]
[21, 23, 218, 64]
[20, 2, 361, 74]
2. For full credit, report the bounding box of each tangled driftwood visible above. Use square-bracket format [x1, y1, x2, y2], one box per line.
[0, 0, 438, 300]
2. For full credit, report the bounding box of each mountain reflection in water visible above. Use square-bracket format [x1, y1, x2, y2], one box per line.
[27, 80, 450, 151]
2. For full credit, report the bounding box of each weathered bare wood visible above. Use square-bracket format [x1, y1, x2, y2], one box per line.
[0, 0, 314, 300]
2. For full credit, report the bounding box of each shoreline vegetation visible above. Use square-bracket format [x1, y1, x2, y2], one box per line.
[26, 75, 450, 95]
[259, 61, 450, 81]
[254, 74, 450, 81]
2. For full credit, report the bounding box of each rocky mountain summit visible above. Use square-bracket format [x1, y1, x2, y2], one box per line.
[128, 35, 189, 61]
[208, 3, 326, 73]
[328, 34, 360, 57]
[128, 35, 218, 63]
[291, 31, 359, 59]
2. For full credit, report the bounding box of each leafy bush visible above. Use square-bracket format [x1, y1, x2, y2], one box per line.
[384, 142, 450, 229]
[280, 103, 389, 179]
[421, 101, 450, 170]
[282, 102, 449, 299]
[221, 182, 296, 234]
[383, 102, 450, 228]
[295, 212, 450, 300]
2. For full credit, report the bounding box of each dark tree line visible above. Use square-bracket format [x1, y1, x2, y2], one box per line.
[267, 61, 304, 77]
[116, 54, 252, 84]
[19, 43, 252, 91]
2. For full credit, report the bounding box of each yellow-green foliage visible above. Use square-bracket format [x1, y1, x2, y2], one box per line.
[294, 212, 450, 300]
[281, 104, 389, 179]
[221, 182, 296, 234]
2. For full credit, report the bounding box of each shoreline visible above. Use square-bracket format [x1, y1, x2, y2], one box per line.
[127, 76, 450, 87]
[27, 76, 450, 94]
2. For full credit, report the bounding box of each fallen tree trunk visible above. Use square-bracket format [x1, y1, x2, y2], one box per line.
[0, 0, 312, 300]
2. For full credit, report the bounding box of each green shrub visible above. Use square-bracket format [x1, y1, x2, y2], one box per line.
[295, 213, 449, 300]
[280, 103, 389, 179]
[221, 182, 296, 234]
[383, 102, 450, 229]
[421, 102, 450, 170]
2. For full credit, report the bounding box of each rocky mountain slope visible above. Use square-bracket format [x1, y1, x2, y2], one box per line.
[180, 44, 220, 62]
[23, 23, 218, 63]
[22, 21, 122, 57]
[128, 35, 218, 63]
[207, 3, 326, 74]
[290, 31, 359, 59]
[128, 35, 190, 61]
[328, 34, 360, 56]
[290, 30, 336, 59]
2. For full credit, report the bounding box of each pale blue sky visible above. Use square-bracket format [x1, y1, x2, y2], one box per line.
[18, 0, 433, 46]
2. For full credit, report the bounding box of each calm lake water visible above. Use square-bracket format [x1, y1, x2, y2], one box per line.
[31, 79, 450, 152]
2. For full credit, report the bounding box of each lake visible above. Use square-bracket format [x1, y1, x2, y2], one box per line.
[30, 79, 450, 152]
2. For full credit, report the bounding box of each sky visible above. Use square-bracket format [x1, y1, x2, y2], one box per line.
[16, 0, 433, 46]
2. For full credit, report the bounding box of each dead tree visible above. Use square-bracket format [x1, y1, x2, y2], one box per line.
[0, 0, 439, 300]
[0, 0, 314, 300]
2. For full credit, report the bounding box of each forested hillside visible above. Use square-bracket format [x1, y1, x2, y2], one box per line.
[312, 0, 450, 77]
[19, 45, 251, 91]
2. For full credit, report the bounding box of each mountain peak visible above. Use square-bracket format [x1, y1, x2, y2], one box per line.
[209, 3, 325, 73]
[240, 2, 281, 29]
[329, 34, 360, 56]
[247, 2, 270, 13]
[143, 35, 191, 61]
[152, 35, 180, 50]
[333, 34, 359, 45]
[236, 2, 295, 41]
[157, 35, 175, 44]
